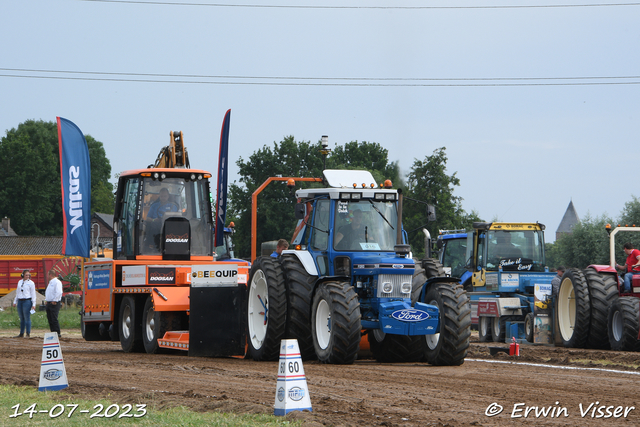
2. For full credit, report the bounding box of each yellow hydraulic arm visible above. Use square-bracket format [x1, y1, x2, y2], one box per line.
[150, 131, 190, 169]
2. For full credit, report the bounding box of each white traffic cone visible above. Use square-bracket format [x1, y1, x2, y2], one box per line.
[38, 332, 68, 391]
[274, 339, 312, 415]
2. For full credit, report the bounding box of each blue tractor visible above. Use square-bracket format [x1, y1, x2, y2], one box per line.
[245, 169, 471, 365]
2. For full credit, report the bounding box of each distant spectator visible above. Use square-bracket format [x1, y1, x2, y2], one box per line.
[45, 270, 63, 337]
[12, 270, 36, 338]
[615, 243, 640, 293]
[271, 239, 289, 258]
[551, 266, 565, 296]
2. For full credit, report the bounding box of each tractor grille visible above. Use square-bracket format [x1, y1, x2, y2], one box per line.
[377, 274, 413, 298]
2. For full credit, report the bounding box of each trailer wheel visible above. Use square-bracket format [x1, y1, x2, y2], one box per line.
[524, 312, 534, 343]
[247, 256, 287, 361]
[142, 296, 181, 354]
[311, 281, 361, 364]
[81, 317, 101, 341]
[281, 254, 317, 360]
[583, 269, 618, 349]
[119, 296, 144, 353]
[608, 297, 640, 352]
[557, 268, 591, 348]
[369, 330, 426, 363]
[478, 317, 492, 342]
[422, 282, 471, 366]
[490, 315, 505, 343]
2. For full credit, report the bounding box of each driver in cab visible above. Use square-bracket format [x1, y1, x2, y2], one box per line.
[148, 187, 178, 219]
[335, 208, 368, 250]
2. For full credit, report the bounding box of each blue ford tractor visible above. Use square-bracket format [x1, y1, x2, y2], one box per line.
[245, 169, 471, 365]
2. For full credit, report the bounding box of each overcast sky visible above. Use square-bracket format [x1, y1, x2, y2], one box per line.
[2, 0, 639, 242]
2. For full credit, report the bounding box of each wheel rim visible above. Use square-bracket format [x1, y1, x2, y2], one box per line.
[557, 277, 575, 341]
[611, 309, 623, 342]
[248, 270, 269, 350]
[144, 306, 155, 342]
[122, 304, 131, 340]
[525, 315, 532, 337]
[492, 316, 501, 338]
[479, 317, 489, 337]
[426, 298, 440, 350]
[315, 299, 331, 350]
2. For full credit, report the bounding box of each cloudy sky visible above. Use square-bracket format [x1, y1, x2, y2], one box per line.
[2, 0, 638, 242]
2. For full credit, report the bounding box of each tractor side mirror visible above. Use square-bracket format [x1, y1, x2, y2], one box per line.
[295, 203, 306, 220]
[427, 205, 436, 222]
[436, 239, 443, 250]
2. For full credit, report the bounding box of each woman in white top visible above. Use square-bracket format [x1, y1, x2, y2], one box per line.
[12, 270, 37, 338]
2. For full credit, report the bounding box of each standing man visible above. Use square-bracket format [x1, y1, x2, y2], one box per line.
[551, 266, 565, 296]
[45, 270, 63, 337]
[616, 243, 640, 293]
[271, 239, 289, 258]
[12, 270, 37, 338]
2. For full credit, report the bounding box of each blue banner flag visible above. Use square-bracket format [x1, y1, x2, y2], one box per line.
[57, 117, 91, 258]
[214, 109, 231, 248]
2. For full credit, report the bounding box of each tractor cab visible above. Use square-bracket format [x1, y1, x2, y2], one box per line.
[113, 169, 214, 260]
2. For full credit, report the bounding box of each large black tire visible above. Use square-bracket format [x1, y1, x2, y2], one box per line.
[141, 296, 181, 354]
[81, 317, 102, 341]
[311, 281, 361, 364]
[478, 317, 492, 343]
[608, 297, 640, 352]
[369, 330, 426, 363]
[557, 268, 591, 348]
[413, 258, 471, 366]
[246, 256, 287, 361]
[524, 312, 534, 343]
[583, 268, 618, 349]
[119, 296, 144, 353]
[421, 282, 471, 366]
[281, 254, 317, 360]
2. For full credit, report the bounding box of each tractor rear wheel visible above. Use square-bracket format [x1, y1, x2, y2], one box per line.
[281, 254, 317, 360]
[557, 268, 591, 348]
[478, 317, 492, 342]
[608, 297, 640, 352]
[583, 268, 618, 349]
[247, 256, 287, 361]
[524, 312, 534, 343]
[311, 281, 361, 364]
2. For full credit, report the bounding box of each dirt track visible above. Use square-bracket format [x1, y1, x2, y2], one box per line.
[1, 330, 639, 426]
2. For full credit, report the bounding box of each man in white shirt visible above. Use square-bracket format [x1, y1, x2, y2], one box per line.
[12, 270, 37, 338]
[45, 270, 63, 337]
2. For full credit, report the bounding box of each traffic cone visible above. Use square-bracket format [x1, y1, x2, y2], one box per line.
[38, 332, 68, 391]
[274, 339, 312, 415]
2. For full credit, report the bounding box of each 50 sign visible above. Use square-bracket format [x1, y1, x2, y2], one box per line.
[46, 349, 59, 360]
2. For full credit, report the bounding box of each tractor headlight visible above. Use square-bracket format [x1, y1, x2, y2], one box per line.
[401, 282, 412, 295]
[381, 282, 393, 294]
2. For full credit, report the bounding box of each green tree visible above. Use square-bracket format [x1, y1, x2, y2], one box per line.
[403, 147, 482, 258]
[0, 120, 114, 236]
[552, 213, 613, 268]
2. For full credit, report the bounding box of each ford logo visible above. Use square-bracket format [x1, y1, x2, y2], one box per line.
[391, 309, 430, 322]
[392, 264, 404, 269]
[44, 369, 63, 381]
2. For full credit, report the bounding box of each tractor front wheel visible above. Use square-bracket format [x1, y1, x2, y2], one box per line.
[608, 297, 640, 352]
[142, 296, 181, 354]
[311, 281, 361, 364]
[557, 268, 591, 348]
[524, 312, 534, 343]
[119, 296, 144, 353]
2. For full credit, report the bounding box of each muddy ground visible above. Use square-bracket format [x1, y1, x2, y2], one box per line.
[1, 330, 639, 426]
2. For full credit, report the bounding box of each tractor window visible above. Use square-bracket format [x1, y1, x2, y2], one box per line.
[333, 200, 397, 251]
[310, 199, 330, 251]
[442, 238, 467, 278]
[118, 178, 139, 258]
[486, 230, 545, 272]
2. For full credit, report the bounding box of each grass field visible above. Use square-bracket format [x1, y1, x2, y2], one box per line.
[0, 385, 300, 426]
[0, 305, 81, 332]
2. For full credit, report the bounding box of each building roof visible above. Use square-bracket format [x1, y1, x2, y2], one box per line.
[0, 218, 18, 237]
[557, 200, 580, 234]
[92, 213, 114, 229]
[0, 236, 63, 256]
